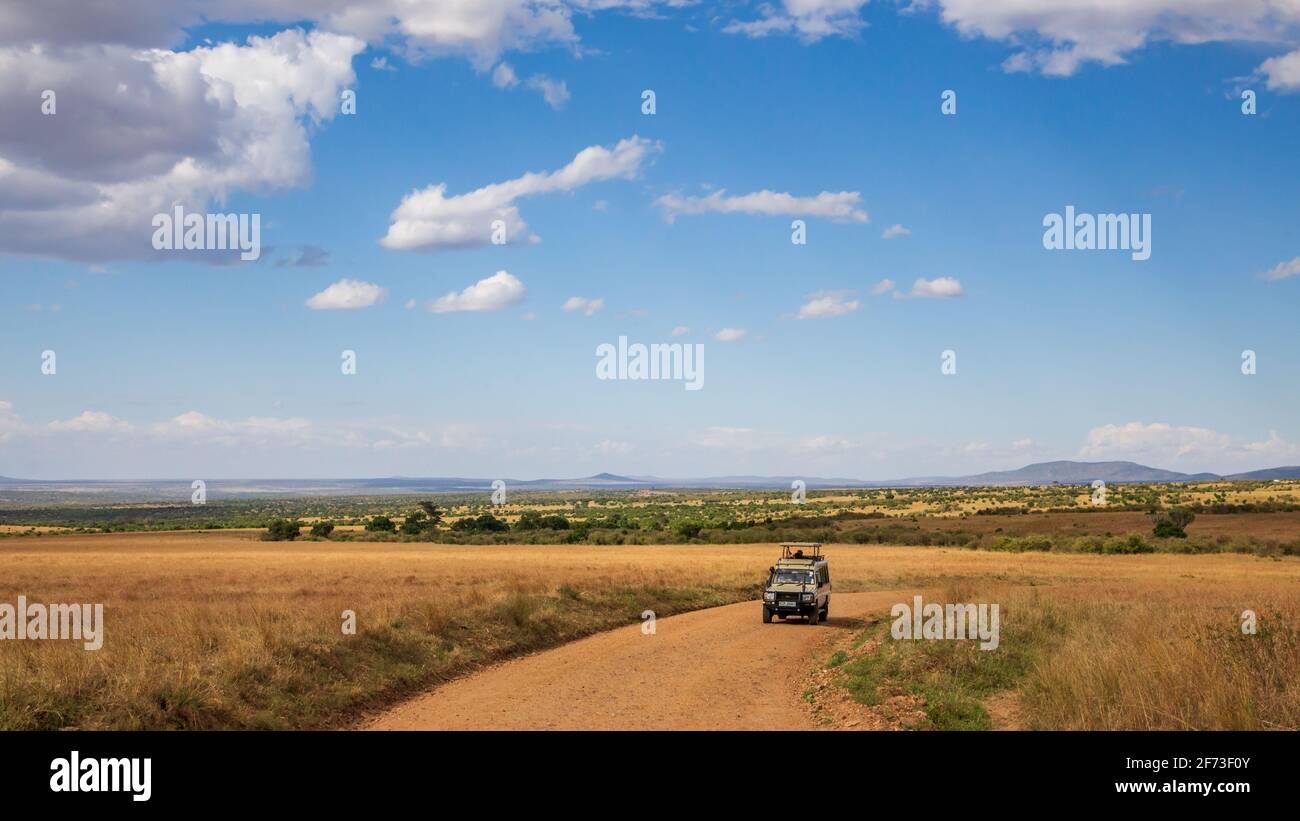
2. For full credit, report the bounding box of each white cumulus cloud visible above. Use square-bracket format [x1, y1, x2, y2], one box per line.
[905, 276, 964, 299]
[306, 278, 388, 310]
[0, 28, 364, 263]
[429, 270, 527, 313]
[796, 291, 860, 319]
[929, 0, 1300, 79]
[1080, 421, 1233, 463]
[1260, 48, 1300, 90]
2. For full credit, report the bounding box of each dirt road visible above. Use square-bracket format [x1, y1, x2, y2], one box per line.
[367, 590, 907, 730]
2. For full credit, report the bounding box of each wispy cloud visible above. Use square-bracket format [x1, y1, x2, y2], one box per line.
[277, 245, 330, 267]
[1260, 256, 1300, 281]
[382, 137, 659, 251]
[870, 278, 896, 296]
[492, 62, 519, 88]
[724, 1, 869, 42]
[526, 74, 570, 109]
[562, 296, 605, 316]
[1080, 421, 1299, 465]
[655, 189, 867, 223]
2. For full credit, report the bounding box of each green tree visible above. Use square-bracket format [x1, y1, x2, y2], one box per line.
[400, 510, 428, 535]
[1150, 509, 1194, 538]
[417, 502, 443, 528]
[514, 510, 542, 531]
[309, 522, 335, 538]
[265, 519, 301, 541]
[365, 515, 397, 533]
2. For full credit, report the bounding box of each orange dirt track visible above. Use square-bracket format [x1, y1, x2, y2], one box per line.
[367, 590, 908, 730]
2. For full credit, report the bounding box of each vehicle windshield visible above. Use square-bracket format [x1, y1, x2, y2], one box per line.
[770, 569, 815, 586]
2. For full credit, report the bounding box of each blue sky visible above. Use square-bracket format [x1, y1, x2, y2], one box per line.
[1, 1, 1298, 479]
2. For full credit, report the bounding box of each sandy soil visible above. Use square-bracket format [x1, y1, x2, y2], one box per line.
[367, 590, 908, 730]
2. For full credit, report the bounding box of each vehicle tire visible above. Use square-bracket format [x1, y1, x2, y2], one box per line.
[821, 598, 830, 622]
[762, 606, 772, 624]
[807, 606, 820, 626]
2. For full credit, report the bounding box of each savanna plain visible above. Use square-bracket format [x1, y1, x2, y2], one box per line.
[1, 482, 1297, 731]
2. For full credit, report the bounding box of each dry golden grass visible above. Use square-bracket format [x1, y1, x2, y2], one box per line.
[1017, 579, 1300, 729]
[818, 564, 1300, 730]
[1, 531, 1296, 729]
[914, 510, 1300, 541]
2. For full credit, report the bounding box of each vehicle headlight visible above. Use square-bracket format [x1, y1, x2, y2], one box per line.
[763, 592, 775, 601]
[801, 593, 814, 602]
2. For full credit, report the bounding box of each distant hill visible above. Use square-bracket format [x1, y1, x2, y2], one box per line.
[2, 461, 1299, 501]
[918, 460, 1221, 487]
[1224, 466, 1300, 481]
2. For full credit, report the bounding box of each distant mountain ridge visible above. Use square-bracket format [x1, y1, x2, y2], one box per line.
[2, 461, 1299, 499]
[905, 460, 1222, 487]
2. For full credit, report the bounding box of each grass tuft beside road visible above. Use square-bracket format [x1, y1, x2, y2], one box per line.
[824, 581, 1300, 730]
[828, 586, 1056, 730]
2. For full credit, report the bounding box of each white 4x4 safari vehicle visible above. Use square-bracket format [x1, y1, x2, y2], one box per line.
[762, 542, 831, 625]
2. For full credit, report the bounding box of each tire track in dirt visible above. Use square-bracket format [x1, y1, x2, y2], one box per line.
[367, 590, 910, 730]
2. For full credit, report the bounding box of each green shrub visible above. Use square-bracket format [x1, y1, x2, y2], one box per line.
[451, 513, 508, 533]
[1072, 536, 1104, 553]
[989, 535, 1055, 552]
[515, 511, 570, 531]
[675, 521, 703, 539]
[1102, 534, 1154, 554]
[1150, 509, 1195, 539]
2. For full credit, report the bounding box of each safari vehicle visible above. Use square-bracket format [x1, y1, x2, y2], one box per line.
[762, 542, 831, 625]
